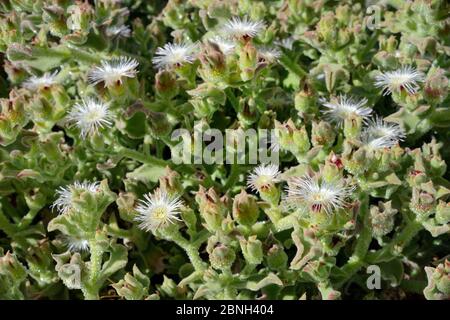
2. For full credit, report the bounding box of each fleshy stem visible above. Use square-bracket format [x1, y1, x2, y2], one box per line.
[116, 146, 168, 167]
[159, 228, 207, 272]
[365, 219, 423, 264]
[17, 205, 45, 229]
[83, 235, 105, 300]
[335, 193, 371, 288]
[65, 44, 103, 63]
[225, 88, 240, 113]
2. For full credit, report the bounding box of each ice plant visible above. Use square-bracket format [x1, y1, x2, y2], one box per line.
[66, 98, 113, 137]
[247, 164, 281, 193]
[88, 57, 139, 87]
[22, 71, 59, 90]
[320, 95, 372, 125]
[284, 174, 354, 214]
[360, 117, 406, 150]
[222, 16, 265, 40]
[63, 236, 90, 252]
[106, 25, 131, 38]
[275, 37, 295, 50]
[152, 42, 198, 69]
[374, 66, 425, 95]
[135, 189, 184, 233]
[257, 46, 282, 63]
[52, 181, 100, 215]
[0, 0, 449, 302]
[207, 36, 236, 55]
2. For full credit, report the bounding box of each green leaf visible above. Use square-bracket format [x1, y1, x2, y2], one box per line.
[126, 163, 167, 183]
[379, 259, 404, 287]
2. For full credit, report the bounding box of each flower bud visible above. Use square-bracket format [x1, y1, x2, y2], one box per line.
[0, 251, 27, 281]
[3, 60, 26, 84]
[239, 236, 263, 265]
[424, 260, 450, 300]
[116, 192, 138, 222]
[322, 64, 349, 93]
[209, 244, 236, 271]
[237, 97, 258, 127]
[239, 42, 257, 81]
[343, 114, 363, 140]
[407, 169, 428, 187]
[294, 81, 317, 115]
[343, 145, 367, 176]
[42, 5, 68, 37]
[317, 13, 337, 46]
[159, 167, 183, 196]
[199, 41, 227, 79]
[275, 119, 310, 156]
[232, 190, 259, 226]
[112, 265, 150, 300]
[311, 120, 335, 148]
[195, 186, 227, 233]
[369, 201, 398, 238]
[372, 51, 398, 69]
[322, 153, 343, 182]
[159, 275, 178, 298]
[0, 91, 28, 146]
[155, 70, 178, 100]
[424, 67, 448, 104]
[67, 1, 94, 32]
[410, 187, 435, 219]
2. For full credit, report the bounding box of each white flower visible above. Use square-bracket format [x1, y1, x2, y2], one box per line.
[361, 116, 406, 150]
[23, 71, 59, 90]
[67, 98, 113, 137]
[207, 36, 236, 55]
[275, 37, 295, 50]
[320, 95, 372, 126]
[52, 181, 100, 214]
[258, 46, 281, 63]
[222, 16, 265, 39]
[374, 66, 425, 95]
[63, 236, 90, 252]
[152, 42, 197, 70]
[88, 56, 139, 87]
[285, 174, 354, 214]
[247, 164, 281, 192]
[135, 189, 184, 232]
[106, 25, 131, 38]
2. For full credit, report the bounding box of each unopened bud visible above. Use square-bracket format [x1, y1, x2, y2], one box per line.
[232, 190, 259, 226]
[155, 70, 178, 100]
[311, 120, 335, 147]
[196, 186, 227, 232]
[209, 244, 236, 271]
[239, 236, 263, 265]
